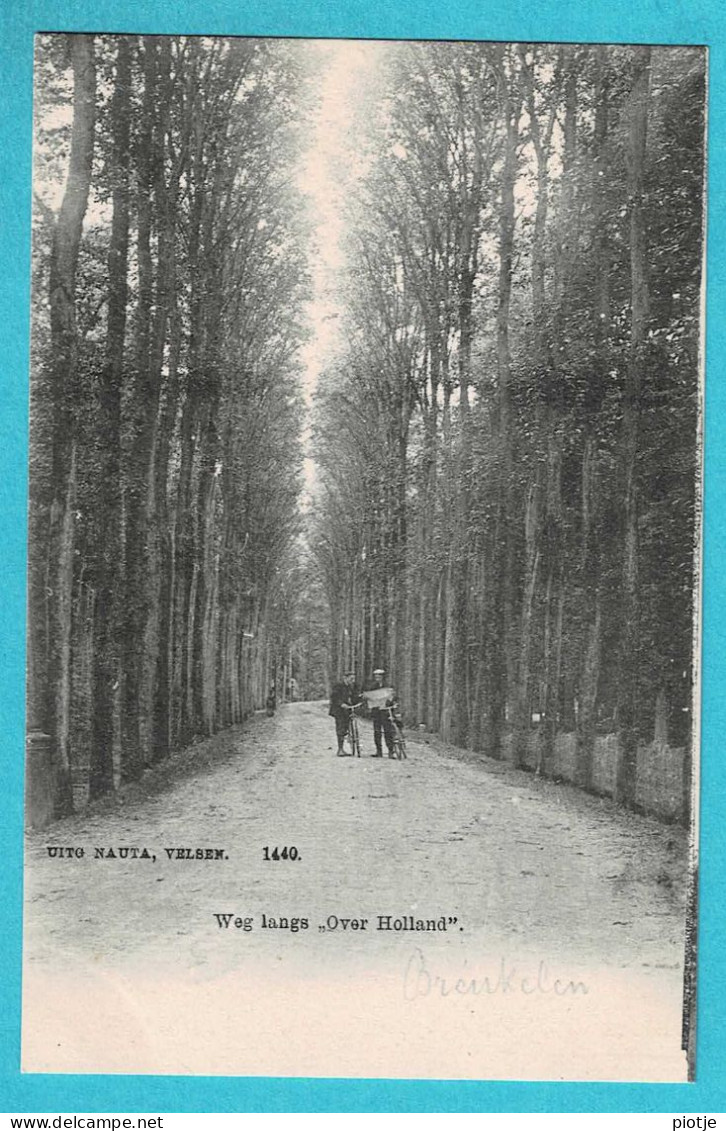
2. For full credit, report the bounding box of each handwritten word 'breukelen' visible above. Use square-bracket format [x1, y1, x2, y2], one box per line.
[403, 948, 589, 1000]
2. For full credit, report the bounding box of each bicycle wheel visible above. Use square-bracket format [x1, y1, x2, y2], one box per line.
[394, 727, 407, 759]
[351, 717, 361, 757]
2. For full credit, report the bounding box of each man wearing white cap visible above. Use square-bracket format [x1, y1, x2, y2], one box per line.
[365, 667, 398, 758]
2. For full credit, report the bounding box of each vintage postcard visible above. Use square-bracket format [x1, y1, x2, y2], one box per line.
[22, 34, 705, 1080]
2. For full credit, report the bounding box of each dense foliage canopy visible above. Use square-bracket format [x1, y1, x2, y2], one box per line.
[28, 37, 704, 817]
[311, 43, 704, 807]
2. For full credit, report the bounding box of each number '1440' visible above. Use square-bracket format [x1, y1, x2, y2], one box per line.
[263, 846, 299, 861]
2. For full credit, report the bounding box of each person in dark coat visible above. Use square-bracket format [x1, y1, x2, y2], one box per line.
[365, 667, 398, 758]
[329, 669, 362, 757]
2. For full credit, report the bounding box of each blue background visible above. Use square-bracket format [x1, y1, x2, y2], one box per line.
[1, 0, 724, 1113]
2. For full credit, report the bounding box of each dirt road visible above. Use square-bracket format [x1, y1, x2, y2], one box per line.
[23, 702, 689, 1080]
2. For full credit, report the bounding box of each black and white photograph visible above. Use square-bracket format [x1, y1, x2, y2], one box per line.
[23, 34, 705, 1080]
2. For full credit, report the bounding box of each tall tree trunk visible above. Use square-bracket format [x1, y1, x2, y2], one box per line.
[488, 49, 518, 759]
[576, 47, 609, 789]
[615, 48, 651, 807]
[542, 54, 576, 776]
[513, 47, 556, 767]
[151, 298, 181, 761]
[89, 37, 130, 799]
[45, 35, 96, 813]
[121, 36, 158, 781]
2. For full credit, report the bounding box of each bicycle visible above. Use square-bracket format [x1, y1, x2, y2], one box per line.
[342, 702, 362, 758]
[383, 704, 407, 760]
